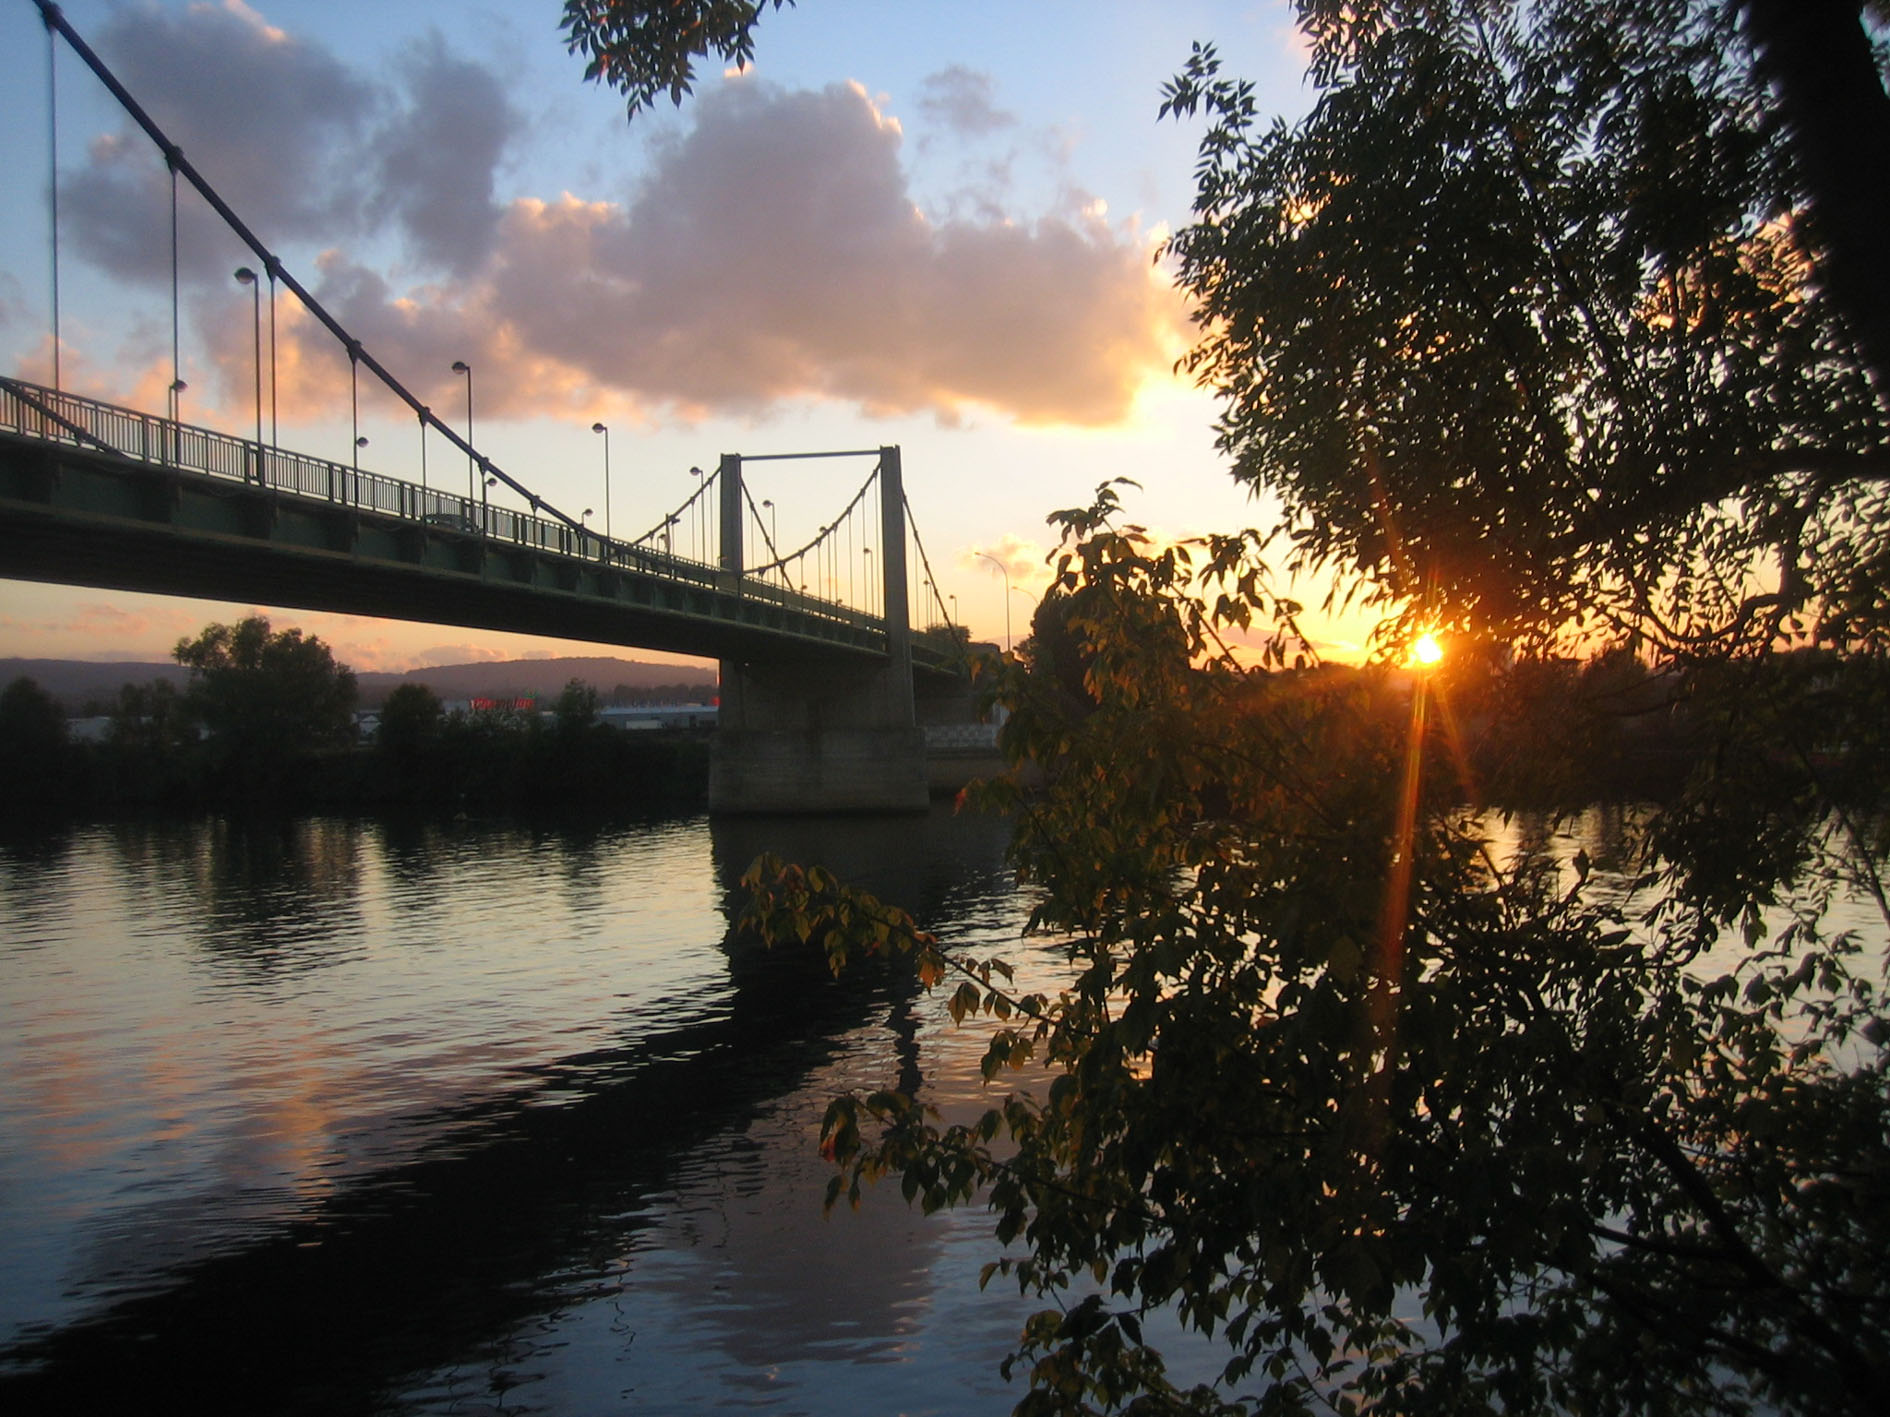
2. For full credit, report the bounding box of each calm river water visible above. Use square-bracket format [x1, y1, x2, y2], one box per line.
[0, 804, 1090, 1415]
[3, 804, 1876, 1415]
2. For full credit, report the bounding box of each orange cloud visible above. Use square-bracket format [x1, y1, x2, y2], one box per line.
[192, 80, 1186, 432]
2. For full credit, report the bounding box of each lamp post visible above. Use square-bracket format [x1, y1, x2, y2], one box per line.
[863, 545, 874, 616]
[233, 267, 261, 464]
[450, 360, 474, 508]
[354, 434, 368, 469]
[590, 422, 611, 542]
[977, 551, 1013, 653]
[167, 377, 187, 463]
[762, 497, 777, 581]
[266, 267, 278, 448]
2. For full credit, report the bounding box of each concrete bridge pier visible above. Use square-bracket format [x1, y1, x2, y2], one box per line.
[709, 447, 930, 814]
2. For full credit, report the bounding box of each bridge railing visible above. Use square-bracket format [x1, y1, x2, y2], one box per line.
[2, 376, 890, 645]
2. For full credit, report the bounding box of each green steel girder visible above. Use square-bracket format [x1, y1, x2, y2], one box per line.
[0, 432, 953, 668]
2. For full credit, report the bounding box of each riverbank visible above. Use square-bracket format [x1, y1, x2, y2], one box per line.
[13, 728, 713, 816]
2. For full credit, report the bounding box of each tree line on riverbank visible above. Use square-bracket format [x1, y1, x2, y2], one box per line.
[0, 617, 707, 815]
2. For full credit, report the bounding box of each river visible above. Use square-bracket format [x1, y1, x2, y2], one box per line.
[0, 804, 1088, 1415]
[3, 804, 1878, 1415]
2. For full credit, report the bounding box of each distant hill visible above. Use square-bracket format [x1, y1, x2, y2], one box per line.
[360, 657, 716, 705]
[0, 660, 189, 708]
[2, 656, 716, 710]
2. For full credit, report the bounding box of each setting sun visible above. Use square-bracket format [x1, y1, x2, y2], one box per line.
[1411, 633, 1444, 667]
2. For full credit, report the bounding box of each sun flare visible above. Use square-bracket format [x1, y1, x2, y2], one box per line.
[1411, 633, 1444, 667]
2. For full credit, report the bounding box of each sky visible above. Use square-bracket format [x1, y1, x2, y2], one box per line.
[0, 0, 1357, 673]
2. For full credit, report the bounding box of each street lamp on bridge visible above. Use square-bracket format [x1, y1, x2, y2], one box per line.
[976, 550, 1013, 654]
[590, 422, 611, 542]
[450, 360, 474, 508]
[233, 267, 262, 465]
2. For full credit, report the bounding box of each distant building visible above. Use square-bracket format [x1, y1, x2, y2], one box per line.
[67, 715, 114, 743]
[598, 704, 717, 732]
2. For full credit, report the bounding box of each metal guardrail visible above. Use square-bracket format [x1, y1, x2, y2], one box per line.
[0, 376, 895, 645]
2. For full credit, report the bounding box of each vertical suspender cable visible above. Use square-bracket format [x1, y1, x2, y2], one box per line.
[267, 269, 278, 447]
[45, 15, 60, 392]
[168, 157, 180, 413]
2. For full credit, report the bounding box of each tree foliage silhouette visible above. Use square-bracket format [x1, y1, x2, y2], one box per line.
[173, 616, 357, 796]
[738, 5, 1890, 1413]
[564, 1, 1890, 1410]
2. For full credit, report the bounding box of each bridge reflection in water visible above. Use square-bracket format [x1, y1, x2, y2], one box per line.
[0, 806, 1045, 1415]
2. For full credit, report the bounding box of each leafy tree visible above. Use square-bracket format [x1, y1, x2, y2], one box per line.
[95, 678, 201, 804]
[376, 681, 444, 763]
[552, 677, 602, 733]
[748, 489, 1890, 1416]
[734, 4, 1890, 1413]
[173, 617, 357, 795]
[556, 1, 1889, 1408]
[1161, 0, 1890, 655]
[1736, 0, 1890, 403]
[0, 676, 74, 806]
[0, 675, 68, 753]
[917, 620, 975, 664]
[107, 678, 193, 756]
[563, 0, 794, 118]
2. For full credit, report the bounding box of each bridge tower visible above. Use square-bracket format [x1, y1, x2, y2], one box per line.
[709, 448, 929, 813]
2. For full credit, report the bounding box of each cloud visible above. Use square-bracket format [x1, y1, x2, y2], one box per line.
[965, 534, 1051, 588]
[365, 37, 520, 275]
[0, 597, 199, 652]
[0, 272, 24, 331]
[916, 66, 1016, 137]
[412, 644, 508, 667]
[59, 15, 1182, 431]
[470, 79, 1183, 425]
[60, 4, 519, 286]
[63, 2, 375, 283]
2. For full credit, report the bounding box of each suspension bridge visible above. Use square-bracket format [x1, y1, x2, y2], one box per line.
[0, 1, 985, 812]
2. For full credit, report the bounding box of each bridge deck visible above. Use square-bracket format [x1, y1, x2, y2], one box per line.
[0, 381, 952, 670]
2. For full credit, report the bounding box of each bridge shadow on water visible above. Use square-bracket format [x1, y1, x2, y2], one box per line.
[0, 806, 1014, 1415]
